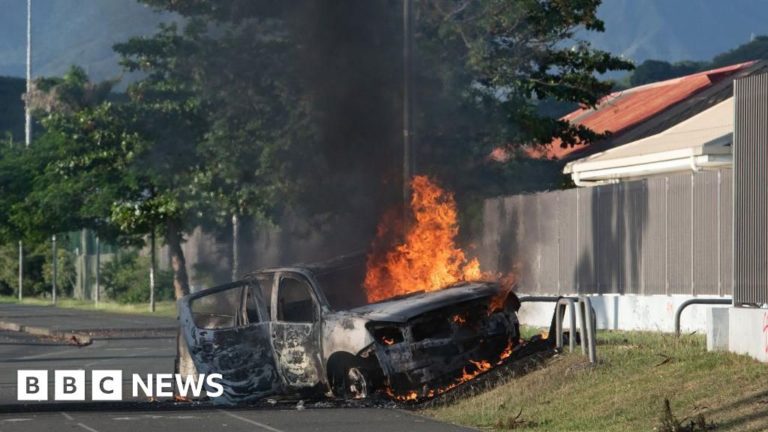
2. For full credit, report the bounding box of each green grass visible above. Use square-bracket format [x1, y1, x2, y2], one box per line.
[0, 295, 177, 318]
[426, 330, 768, 431]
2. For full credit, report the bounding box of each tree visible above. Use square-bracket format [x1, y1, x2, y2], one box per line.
[128, 0, 633, 217]
[21, 17, 307, 374]
[629, 59, 704, 86]
[112, 17, 304, 285]
[626, 35, 768, 87]
[407, 0, 633, 220]
[0, 0, 634, 378]
[712, 35, 768, 68]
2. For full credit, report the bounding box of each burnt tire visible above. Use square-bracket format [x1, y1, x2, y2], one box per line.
[331, 361, 371, 400]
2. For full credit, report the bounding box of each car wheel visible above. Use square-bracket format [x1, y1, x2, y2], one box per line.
[333, 363, 370, 399]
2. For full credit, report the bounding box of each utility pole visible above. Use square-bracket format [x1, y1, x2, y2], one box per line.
[51, 235, 57, 305]
[149, 229, 156, 313]
[25, 0, 32, 148]
[18, 241, 23, 301]
[402, 0, 414, 210]
[94, 235, 100, 305]
[19, 0, 32, 301]
[232, 214, 240, 281]
[80, 229, 87, 299]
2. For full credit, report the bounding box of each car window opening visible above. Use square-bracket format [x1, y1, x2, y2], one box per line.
[278, 277, 317, 323]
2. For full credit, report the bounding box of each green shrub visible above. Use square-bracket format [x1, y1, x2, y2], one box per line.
[0, 241, 75, 297]
[100, 252, 173, 303]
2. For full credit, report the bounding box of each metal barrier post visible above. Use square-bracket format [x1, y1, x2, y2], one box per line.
[554, 298, 577, 352]
[674, 298, 732, 337]
[577, 298, 587, 356]
[578, 296, 597, 363]
[519, 295, 594, 361]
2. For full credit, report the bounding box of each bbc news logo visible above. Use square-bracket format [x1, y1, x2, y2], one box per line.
[17, 370, 224, 401]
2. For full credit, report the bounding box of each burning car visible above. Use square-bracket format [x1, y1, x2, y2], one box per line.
[179, 254, 521, 404]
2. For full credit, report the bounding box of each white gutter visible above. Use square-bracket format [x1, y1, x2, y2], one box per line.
[571, 154, 731, 186]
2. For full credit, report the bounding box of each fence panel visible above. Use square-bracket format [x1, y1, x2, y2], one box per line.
[622, 180, 647, 294]
[734, 73, 768, 304]
[558, 190, 578, 294]
[538, 193, 560, 294]
[720, 170, 733, 296]
[667, 175, 693, 294]
[575, 188, 597, 294]
[482, 170, 730, 297]
[693, 171, 720, 295]
[642, 176, 668, 295]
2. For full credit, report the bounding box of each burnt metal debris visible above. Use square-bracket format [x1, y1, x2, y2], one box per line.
[179, 254, 524, 405]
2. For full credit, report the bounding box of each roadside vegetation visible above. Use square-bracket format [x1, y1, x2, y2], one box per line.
[427, 331, 768, 432]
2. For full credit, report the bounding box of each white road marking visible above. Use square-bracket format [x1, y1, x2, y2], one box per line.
[111, 415, 199, 421]
[61, 412, 74, 421]
[0, 419, 31, 422]
[77, 422, 100, 432]
[14, 348, 77, 360]
[218, 410, 286, 432]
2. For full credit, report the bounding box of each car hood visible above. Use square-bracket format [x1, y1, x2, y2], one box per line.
[346, 282, 499, 323]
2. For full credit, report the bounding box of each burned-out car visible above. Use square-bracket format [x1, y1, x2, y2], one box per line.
[179, 255, 521, 404]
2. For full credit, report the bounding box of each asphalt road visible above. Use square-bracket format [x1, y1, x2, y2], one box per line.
[0, 407, 473, 432]
[0, 305, 475, 431]
[0, 304, 177, 404]
[0, 329, 176, 404]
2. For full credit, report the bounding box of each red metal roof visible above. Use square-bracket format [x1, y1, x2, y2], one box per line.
[529, 61, 756, 160]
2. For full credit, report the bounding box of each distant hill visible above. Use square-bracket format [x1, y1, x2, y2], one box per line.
[0, 77, 24, 142]
[1, 0, 767, 139]
[0, 0, 175, 81]
[583, 0, 768, 63]
[1, 0, 766, 80]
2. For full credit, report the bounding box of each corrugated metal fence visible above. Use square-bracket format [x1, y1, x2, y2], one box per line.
[480, 170, 732, 297]
[734, 72, 768, 304]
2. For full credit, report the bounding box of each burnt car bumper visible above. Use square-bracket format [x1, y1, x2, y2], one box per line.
[368, 297, 518, 393]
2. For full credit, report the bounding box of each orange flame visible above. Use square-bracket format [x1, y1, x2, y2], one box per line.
[452, 314, 467, 325]
[385, 344, 516, 402]
[498, 338, 514, 364]
[364, 176, 481, 303]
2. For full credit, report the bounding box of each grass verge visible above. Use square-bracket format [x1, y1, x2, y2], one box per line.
[0, 295, 176, 318]
[425, 330, 768, 431]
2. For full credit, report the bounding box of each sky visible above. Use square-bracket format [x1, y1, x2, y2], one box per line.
[0, 0, 767, 80]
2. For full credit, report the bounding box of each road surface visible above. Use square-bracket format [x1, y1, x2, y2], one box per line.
[0, 407, 473, 432]
[0, 305, 474, 431]
[0, 329, 176, 404]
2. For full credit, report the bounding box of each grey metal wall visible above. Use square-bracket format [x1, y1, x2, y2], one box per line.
[734, 73, 768, 304]
[481, 170, 732, 296]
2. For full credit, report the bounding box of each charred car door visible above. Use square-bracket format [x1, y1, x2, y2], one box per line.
[270, 272, 324, 390]
[179, 277, 281, 404]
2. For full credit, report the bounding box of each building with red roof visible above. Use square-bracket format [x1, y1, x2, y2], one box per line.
[530, 60, 766, 161]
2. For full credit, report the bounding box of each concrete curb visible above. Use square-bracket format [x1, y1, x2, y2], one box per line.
[0, 320, 178, 344]
[0, 320, 93, 346]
